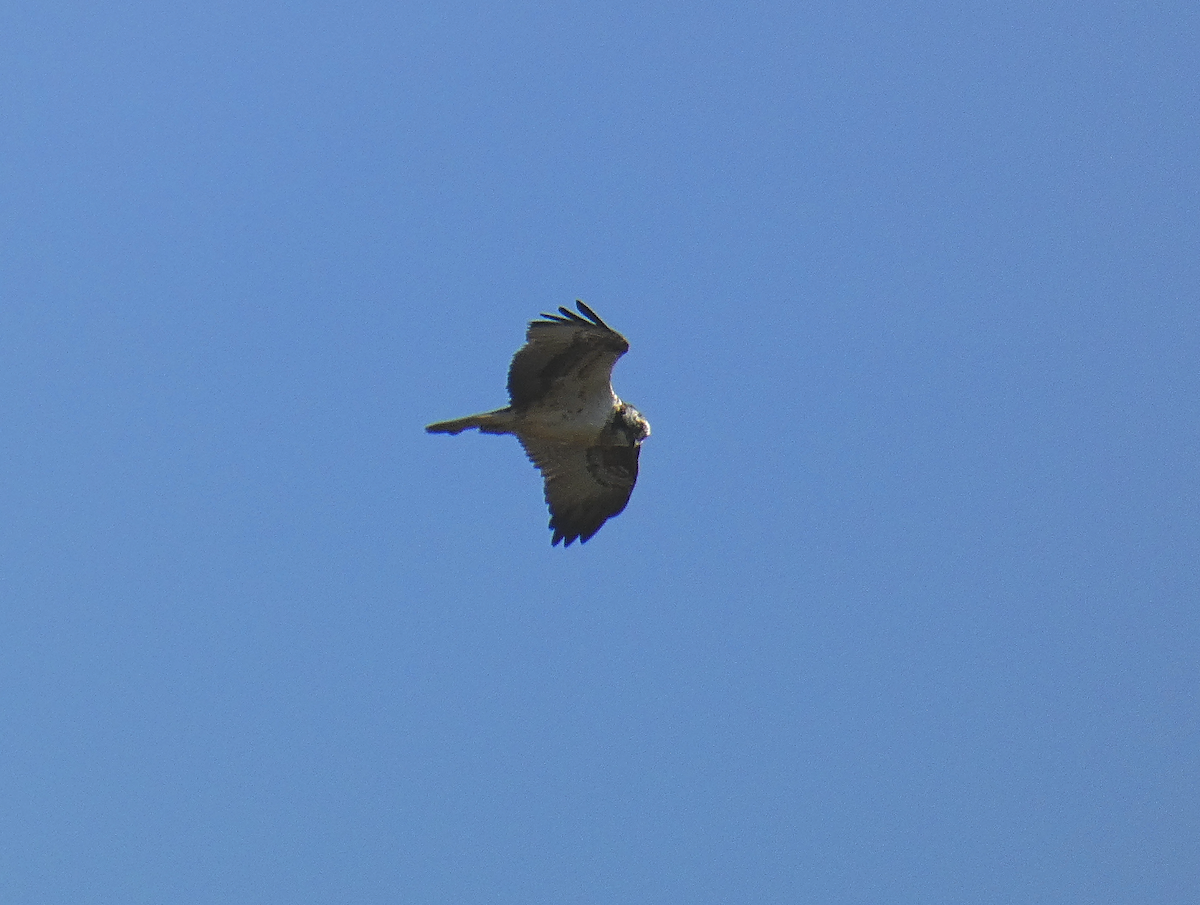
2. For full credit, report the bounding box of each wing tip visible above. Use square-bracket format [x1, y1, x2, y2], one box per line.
[574, 299, 609, 329]
[549, 516, 604, 547]
[534, 299, 617, 334]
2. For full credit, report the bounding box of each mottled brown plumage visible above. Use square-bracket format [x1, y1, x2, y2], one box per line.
[426, 301, 649, 546]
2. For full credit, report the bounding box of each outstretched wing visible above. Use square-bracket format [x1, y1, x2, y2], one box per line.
[519, 437, 640, 546]
[507, 300, 630, 409]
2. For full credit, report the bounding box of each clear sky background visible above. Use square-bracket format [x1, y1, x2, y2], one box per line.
[3, 2, 1198, 902]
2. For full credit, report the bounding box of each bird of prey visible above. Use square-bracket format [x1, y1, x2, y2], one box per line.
[426, 300, 650, 546]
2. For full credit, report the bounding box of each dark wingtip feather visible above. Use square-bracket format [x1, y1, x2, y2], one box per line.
[549, 514, 604, 547]
[550, 519, 582, 547]
[537, 307, 584, 325]
[558, 305, 592, 325]
[534, 300, 616, 333]
[574, 299, 610, 330]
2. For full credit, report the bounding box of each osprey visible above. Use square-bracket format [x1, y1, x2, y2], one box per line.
[426, 300, 650, 546]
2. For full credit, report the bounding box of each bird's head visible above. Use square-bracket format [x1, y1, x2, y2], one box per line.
[617, 403, 651, 444]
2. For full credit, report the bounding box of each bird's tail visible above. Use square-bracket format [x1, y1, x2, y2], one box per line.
[425, 408, 515, 436]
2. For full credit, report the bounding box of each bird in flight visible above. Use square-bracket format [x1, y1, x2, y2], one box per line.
[426, 300, 650, 546]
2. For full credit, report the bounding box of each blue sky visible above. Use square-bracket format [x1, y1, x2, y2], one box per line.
[3, 2, 1198, 902]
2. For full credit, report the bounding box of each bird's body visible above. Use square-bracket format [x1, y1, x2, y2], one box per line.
[426, 301, 649, 546]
